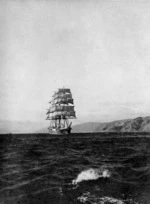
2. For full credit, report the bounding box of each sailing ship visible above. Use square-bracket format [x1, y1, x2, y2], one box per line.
[46, 88, 76, 134]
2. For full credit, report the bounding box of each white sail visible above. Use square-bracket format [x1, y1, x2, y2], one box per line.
[54, 98, 74, 105]
[53, 93, 72, 100]
[46, 88, 76, 133]
[50, 105, 74, 112]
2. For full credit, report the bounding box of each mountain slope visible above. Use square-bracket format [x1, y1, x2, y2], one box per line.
[72, 117, 150, 132]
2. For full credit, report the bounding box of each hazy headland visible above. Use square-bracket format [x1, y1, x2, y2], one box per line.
[1, 116, 150, 134]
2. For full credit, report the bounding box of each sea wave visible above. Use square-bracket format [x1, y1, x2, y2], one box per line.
[77, 192, 139, 204]
[0, 134, 149, 204]
[72, 167, 110, 184]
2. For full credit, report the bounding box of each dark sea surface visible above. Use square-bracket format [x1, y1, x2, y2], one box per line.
[0, 133, 150, 204]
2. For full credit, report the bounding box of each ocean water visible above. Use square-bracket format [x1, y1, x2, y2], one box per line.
[0, 133, 150, 204]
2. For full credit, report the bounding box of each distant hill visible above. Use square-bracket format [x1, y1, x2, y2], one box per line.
[1, 116, 150, 134]
[72, 116, 150, 132]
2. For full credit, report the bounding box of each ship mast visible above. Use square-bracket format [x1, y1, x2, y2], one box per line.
[46, 88, 76, 131]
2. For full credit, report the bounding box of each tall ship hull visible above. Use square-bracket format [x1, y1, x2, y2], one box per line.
[46, 88, 76, 135]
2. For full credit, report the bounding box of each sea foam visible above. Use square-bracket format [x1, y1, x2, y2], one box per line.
[78, 193, 139, 204]
[78, 193, 124, 204]
[72, 168, 110, 184]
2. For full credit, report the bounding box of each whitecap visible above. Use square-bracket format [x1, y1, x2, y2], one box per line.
[77, 192, 139, 204]
[78, 194, 124, 204]
[72, 168, 110, 184]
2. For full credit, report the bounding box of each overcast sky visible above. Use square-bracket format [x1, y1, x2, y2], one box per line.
[1, 0, 150, 124]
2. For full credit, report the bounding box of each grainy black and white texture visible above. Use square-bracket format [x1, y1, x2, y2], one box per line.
[1, 1, 150, 203]
[0, 134, 149, 204]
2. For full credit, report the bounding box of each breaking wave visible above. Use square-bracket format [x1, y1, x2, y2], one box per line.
[77, 192, 139, 204]
[72, 167, 110, 184]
